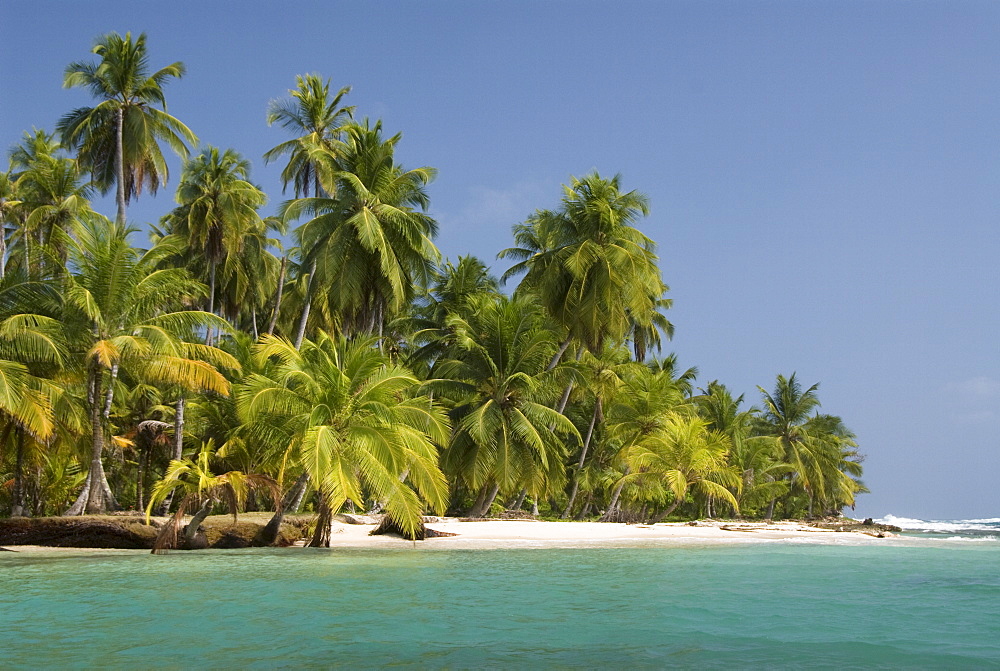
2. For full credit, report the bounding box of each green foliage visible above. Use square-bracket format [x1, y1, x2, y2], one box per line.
[0, 36, 866, 524]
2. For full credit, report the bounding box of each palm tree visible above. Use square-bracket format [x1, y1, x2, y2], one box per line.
[618, 415, 740, 521]
[500, 172, 668, 361]
[236, 333, 449, 545]
[282, 120, 440, 344]
[9, 152, 93, 272]
[62, 215, 237, 515]
[145, 440, 279, 552]
[160, 146, 267, 338]
[264, 74, 354, 197]
[58, 31, 197, 224]
[599, 363, 688, 521]
[435, 294, 579, 517]
[753, 373, 863, 518]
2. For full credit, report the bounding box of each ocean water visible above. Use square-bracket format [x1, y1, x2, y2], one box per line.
[2, 527, 999, 668]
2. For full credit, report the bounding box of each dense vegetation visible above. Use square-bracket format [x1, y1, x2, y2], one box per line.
[0, 32, 865, 545]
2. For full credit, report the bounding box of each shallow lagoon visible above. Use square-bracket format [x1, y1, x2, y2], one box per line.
[2, 541, 998, 668]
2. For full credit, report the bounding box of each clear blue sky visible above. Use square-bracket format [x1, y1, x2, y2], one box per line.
[3, 1, 998, 519]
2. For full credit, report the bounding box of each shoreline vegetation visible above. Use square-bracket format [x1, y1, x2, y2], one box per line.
[1, 32, 868, 549]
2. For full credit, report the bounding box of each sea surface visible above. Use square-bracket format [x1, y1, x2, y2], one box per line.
[2, 518, 999, 669]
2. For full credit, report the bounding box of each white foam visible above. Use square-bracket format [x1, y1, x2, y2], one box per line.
[877, 514, 1000, 533]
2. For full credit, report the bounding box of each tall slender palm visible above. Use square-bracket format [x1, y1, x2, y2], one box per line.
[236, 333, 450, 545]
[282, 120, 440, 344]
[58, 31, 197, 224]
[264, 74, 354, 197]
[754, 373, 848, 518]
[436, 294, 579, 516]
[161, 146, 267, 331]
[62, 215, 237, 515]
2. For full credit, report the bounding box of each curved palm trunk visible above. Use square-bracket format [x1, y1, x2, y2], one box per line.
[183, 498, 214, 545]
[115, 107, 126, 225]
[468, 482, 500, 518]
[266, 256, 287, 336]
[294, 260, 317, 349]
[260, 472, 309, 546]
[562, 398, 602, 518]
[652, 499, 682, 523]
[0, 227, 6, 279]
[599, 466, 631, 522]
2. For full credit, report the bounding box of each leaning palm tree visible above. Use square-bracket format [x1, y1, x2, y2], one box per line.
[264, 73, 354, 197]
[236, 333, 449, 545]
[58, 31, 197, 224]
[145, 440, 280, 553]
[62, 215, 238, 515]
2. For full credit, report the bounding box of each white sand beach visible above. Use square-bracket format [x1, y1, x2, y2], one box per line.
[324, 518, 891, 549]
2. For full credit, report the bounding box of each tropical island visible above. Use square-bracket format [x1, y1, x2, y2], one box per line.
[0, 32, 868, 551]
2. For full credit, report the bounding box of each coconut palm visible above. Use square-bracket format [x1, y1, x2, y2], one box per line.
[753, 373, 864, 518]
[160, 146, 267, 336]
[282, 120, 440, 344]
[62, 215, 237, 515]
[599, 363, 688, 521]
[236, 333, 450, 545]
[499, 172, 668, 361]
[58, 31, 197, 224]
[617, 415, 740, 521]
[145, 440, 279, 552]
[264, 74, 354, 197]
[435, 294, 579, 517]
[9, 152, 93, 272]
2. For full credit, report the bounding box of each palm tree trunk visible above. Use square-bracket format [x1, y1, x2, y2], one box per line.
[158, 395, 185, 515]
[599, 467, 631, 522]
[260, 472, 309, 546]
[511, 488, 528, 510]
[267, 256, 287, 336]
[548, 337, 571, 371]
[251, 303, 259, 340]
[66, 364, 118, 515]
[294, 260, 317, 349]
[11, 428, 26, 517]
[562, 398, 602, 518]
[135, 442, 147, 512]
[183, 498, 215, 546]
[115, 106, 126, 225]
[207, 261, 217, 346]
[0, 226, 6, 279]
[468, 481, 500, 518]
[309, 494, 333, 547]
[652, 499, 682, 523]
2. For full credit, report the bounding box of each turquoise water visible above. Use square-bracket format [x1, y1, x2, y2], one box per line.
[2, 540, 999, 668]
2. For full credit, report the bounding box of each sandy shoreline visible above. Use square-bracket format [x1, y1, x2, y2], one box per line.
[323, 519, 895, 549]
[1, 519, 901, 553]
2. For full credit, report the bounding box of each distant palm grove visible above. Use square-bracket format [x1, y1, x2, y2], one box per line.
[0, 32, 865, 544]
